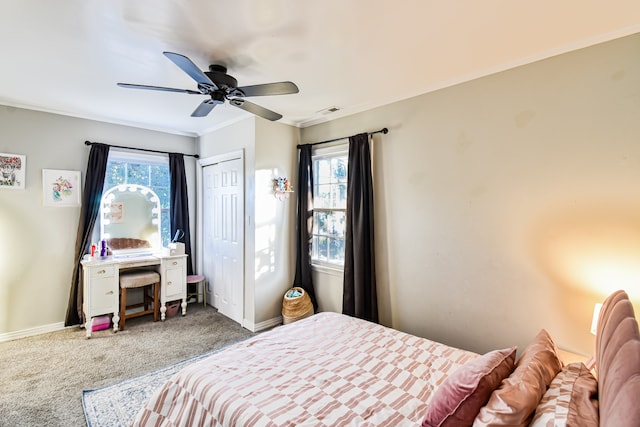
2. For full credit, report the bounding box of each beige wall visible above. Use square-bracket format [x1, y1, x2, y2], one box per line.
[0, 107, 196, 336]
[197, 117, 298, 329]
[254, 119, 298, 322]
[302, 33, 640, 357]
[198, 118, 257, 325]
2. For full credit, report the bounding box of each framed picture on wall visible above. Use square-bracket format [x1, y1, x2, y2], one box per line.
[110, 201, 124, 222]
[42, 169, 81, 207]
[0, 153, 26, 190]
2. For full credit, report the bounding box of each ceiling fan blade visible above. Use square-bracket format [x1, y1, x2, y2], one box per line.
[191, 99, 217, 117]
[163, 51, 217, 89]
[117, 83, 202, 94]
[230, 98, 282, 121]
[236, 81, 299, 97]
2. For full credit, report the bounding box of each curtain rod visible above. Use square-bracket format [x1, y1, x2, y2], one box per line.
[297, 127, 388, 148]
[84, 140, 200, 159]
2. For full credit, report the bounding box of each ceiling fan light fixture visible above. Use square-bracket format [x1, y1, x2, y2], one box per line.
[197, 83, 216, 94]
[228, 88, 245, 98]
[118, 51, 298, 121]
[211, 92, 225, 104]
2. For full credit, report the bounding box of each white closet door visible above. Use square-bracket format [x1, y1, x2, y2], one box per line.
[202, 158, 244, 324]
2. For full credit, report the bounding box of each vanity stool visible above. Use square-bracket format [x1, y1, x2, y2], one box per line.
[119, 270, 160, 330]
[186, 274, 206, 308]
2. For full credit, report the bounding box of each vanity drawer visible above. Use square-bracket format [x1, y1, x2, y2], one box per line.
[165, 265, 185, 300]
[159, 255, 187, 317]
[166, 259, 182, 269]
[90, 265, 116, 278]
[90, 279, 117, 312]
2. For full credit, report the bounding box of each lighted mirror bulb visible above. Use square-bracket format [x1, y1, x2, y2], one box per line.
[151, 218, 159, 225]
[590, 303, 603, 335]
[103, 207, 111, 214]
[117, 185, 127, 192]
[107, 194, 115, 202]
[150, 232, 159, 245]
[103, 219, 111, 225]
[128, 185, 136, 192]
[141, 188, 149, 195]
[151, 207, 159, 214]
[150, 196, 159, 203]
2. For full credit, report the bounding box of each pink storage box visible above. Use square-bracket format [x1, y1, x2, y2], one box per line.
[91, 315, 111, 332]
[165, 300, 180, 318]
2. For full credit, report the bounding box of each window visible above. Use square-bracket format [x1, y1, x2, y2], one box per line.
[103, 150, 171, 246]
[312, 145, 348, 268]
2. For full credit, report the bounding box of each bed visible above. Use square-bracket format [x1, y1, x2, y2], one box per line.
[133, 290, 640, 426]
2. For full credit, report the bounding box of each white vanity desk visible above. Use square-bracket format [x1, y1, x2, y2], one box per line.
[81, 253, 188, 338]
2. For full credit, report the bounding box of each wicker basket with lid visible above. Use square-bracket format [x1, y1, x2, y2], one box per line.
[282, 287, 314, 324]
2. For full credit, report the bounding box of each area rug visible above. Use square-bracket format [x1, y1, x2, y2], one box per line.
[82, 349, 218, 427]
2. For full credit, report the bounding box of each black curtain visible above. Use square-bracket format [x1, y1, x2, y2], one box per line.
[342, 133, 378, 323]
[169, 153, 193, 276]
[293, 144, 318, 310]
[65, 143, 110, 326]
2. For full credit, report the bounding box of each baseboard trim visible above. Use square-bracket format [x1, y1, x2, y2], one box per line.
[243, 316, 282, 332]
[3, 316, 283, 342]
[0, 322, 68, 343]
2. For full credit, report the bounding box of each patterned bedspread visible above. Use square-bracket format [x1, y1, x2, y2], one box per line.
[133, 312, 477, 426]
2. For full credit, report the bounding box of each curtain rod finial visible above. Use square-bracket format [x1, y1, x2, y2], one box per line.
[84, 141, 92, 146]
[381, 128, 388, 134]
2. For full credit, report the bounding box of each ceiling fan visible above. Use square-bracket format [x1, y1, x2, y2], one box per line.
[117, 52, 299, 121]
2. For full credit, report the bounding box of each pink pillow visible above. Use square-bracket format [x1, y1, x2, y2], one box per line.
[473, 329, 563, 427]
[530, 362, 598, 427]
[422, 347, 517, 427]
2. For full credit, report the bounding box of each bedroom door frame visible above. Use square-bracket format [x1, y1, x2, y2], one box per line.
[197, 150, 245, 326]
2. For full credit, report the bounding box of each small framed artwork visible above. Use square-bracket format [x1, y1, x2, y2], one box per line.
[0, 153, 26, 190]
[110, 201, 124, 222]
[42, 169, 82, 207]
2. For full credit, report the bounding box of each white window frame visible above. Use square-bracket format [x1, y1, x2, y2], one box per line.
[107, 149, 168, 166]
[101, 149, 172, 246]
[311, 143, 348, 271]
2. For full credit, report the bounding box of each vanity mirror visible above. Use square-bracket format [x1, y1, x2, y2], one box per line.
[100, 184, 162, 255]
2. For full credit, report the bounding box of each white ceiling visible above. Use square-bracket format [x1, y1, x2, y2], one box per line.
[0, 1, 639, 137]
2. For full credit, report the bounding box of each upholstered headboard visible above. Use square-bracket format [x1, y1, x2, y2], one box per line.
[596, 290, 640, 427]
[107, 237, 151, 251]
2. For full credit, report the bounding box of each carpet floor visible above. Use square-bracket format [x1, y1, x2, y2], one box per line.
[83, 346, 227, 426]
[0, 305, 254, 427]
